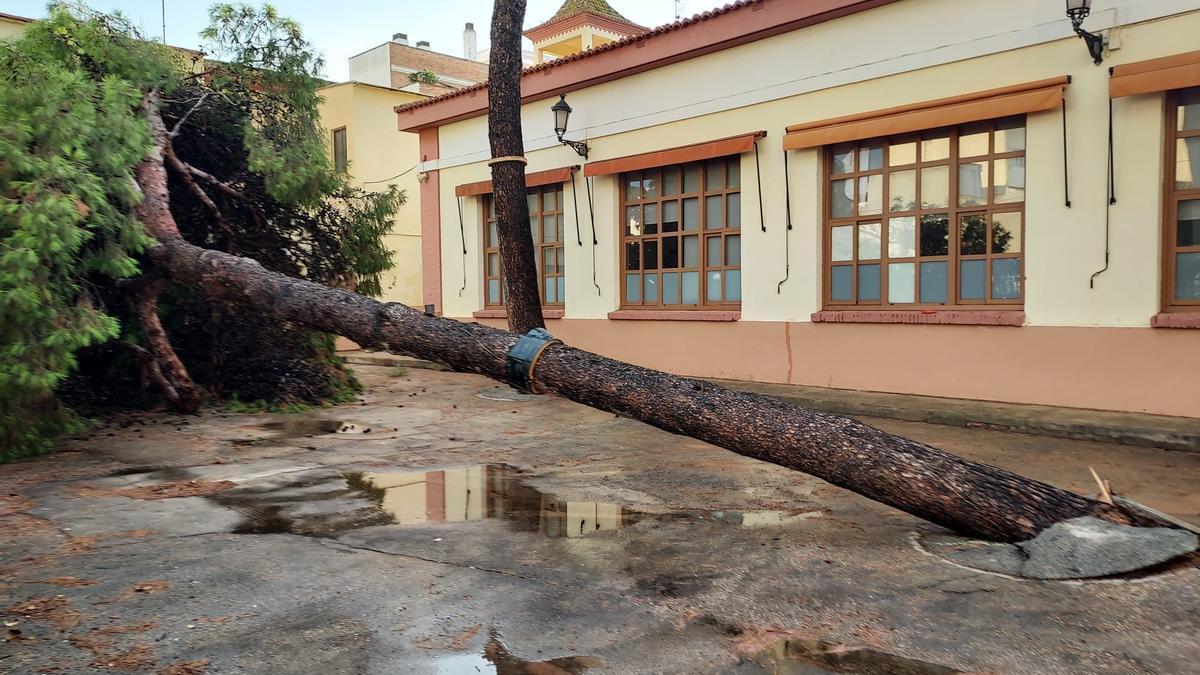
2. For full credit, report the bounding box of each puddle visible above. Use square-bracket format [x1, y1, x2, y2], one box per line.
[211, 464, 821, 539]
[433, 636, 598, 674]
[230, 419, 392, 448]
[745, 639, 960, 674]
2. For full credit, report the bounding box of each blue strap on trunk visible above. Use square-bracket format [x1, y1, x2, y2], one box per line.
[506, 328, 561, 394]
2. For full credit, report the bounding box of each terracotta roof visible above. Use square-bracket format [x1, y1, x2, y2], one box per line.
[528, 0, 646, 34]
[0, 12, 35, 24]
[397, 0, 757, 118]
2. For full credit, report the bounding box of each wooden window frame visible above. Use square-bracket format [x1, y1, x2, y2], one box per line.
[822, 117, 1027, 311]
[332, 127, 347, 173]
[481, 184, 566, 309]
[1163, 87, 1200, 311]
[618, 156, 742, 310]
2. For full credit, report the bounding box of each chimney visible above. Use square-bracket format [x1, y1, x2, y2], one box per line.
[416, 40, 431, 50]
[392, 32, 408, 46]
[463, 22, 477, 61]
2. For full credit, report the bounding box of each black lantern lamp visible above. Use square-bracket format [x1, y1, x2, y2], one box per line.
[551, 95, 589, 159]
[1066, 0, 1105, 65]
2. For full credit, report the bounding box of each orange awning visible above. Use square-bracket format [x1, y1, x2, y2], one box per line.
[1110, 50, 1200, 98]
[455, 165, 578, 197]
[782, 77, 1070, 151]
[583, 132, 766, 177]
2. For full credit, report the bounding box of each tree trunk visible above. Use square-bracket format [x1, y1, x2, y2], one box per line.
[487, 0, 544, 334]
[126, 280, 201, 413]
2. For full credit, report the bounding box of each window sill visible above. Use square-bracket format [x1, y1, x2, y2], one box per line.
[1151, 312, 1200, 329]
[473, 308, 565, 320]
[607, 309, 740, 322]
[811, 310, 1025, 326]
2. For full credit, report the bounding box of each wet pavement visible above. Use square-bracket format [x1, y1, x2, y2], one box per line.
[1, 365, 1198, 674]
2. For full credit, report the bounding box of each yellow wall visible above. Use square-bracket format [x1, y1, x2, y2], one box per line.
[430, 1, 1199, 329]
[319, 82, 426, 307]
[0, 17, 29, 40]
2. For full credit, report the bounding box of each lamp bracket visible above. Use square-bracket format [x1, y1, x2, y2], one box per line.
[557, 133, 589, 160]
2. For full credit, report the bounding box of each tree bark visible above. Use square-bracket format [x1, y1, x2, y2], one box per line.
[126, 279, 201, 413]
[487, 0, 544, 334]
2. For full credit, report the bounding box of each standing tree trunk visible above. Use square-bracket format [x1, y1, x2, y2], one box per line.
[487, 0, 544, 334]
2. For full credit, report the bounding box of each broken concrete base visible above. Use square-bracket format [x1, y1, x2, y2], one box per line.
[924, 516, 1199, 580]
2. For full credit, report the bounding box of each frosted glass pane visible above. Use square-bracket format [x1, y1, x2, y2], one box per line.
[831, 225, 853, 262]
[888, 217, 916, 258]
[625, 175, 642, 201]
[543, 189, 557, 211]
[831, 179, 853, 218]
[830, 266, 852, 302]
[889, 170, 916, 212]
[530, 216, 541, 242]
[959, 162, 990, 207]
[544, 278, 555, 304]
[488, 222, 498, 246]
[683, 235, 699, 267]
[858, 264, 881, 302]
[557, 277, 565, 303]
[682, 198, 700, 230]
[858, 222, 881, 260]
[726, 193, 741, 228]
[1177, 252, 1200, 299]
[725, 235, 741, 266]
[642, 174, 659, 199]
[888, 262, 915, 303]
[992, 258, 1021, 299]
[960, 260, 985, 300]
[858, 174, 882, 216]
[920, 261, 948, 304]
[706, 196, 724, 229]
[488, 279, 501, 305]
[528, 193, 538, 213]
[707, 271, 722, 302]
[663, 200, 680, 232]
[683, 163, 701, 193]
[662, 272, 680, 305]
[960, 126, 988, 157]
[727, 159, 741, 188]
[994, 157, 1026, 204]
[682, 271, 699, 304]
[725, 270, 741, 302]
[644, 274, 659, 303]
[625, 274, 641, 303]
[991, 212, 1022, 253]
[487, 252, 499, 275]
[543, 248, 554, 273]
[543, 217, 557, 243]
[921, 166, 949, 209]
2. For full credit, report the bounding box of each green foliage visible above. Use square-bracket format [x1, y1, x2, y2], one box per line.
[0, 4, 170, 460]
[225, 395, 311, 415]
[408, 70, 439, 85]
[388, 366, 409, 378]
[3, 3, 398, 461]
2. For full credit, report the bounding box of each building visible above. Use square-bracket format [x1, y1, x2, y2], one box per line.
[0, 11, 31, 39]
[318, 81, 427, 308]
[398, 0, 1200, 419]
[524, 0, 646, 64]
[349, 29, 490, 97]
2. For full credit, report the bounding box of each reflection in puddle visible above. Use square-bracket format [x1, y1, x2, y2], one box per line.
[434, 637, 598, 674]
[352, 465, 626, 538]
[748, 639, 960, 674]
[260, 419, 365, 437]
[213, 464, 820, 539]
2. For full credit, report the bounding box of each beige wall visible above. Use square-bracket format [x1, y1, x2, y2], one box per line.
[320, 82, 425, 307]
[0, 17, 28, 40]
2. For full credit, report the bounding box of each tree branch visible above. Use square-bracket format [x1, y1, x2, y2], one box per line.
[163, 139, 237, 251]
[168, 91, 209, 138]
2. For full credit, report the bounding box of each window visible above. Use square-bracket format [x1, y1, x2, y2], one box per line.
[332, 127, 347, 173]
[482, 185, 565, 307]
[1166, 87, 1200, 308]
[824, 117, 1026, 308]
[621, 157, 741, 308]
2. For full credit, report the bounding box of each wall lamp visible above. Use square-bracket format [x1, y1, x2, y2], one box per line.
[1066, 0, 1105, 65]
[551, 95, 589, 159]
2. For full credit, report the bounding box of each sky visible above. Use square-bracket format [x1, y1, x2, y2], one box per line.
[2, 0, 729, 80]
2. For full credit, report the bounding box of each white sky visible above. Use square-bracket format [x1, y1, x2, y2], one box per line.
[1, 0, 729, 80]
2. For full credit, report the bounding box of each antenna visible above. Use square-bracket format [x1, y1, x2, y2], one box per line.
[674, 0, 686, 20]
[161, 0, 166, 43]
